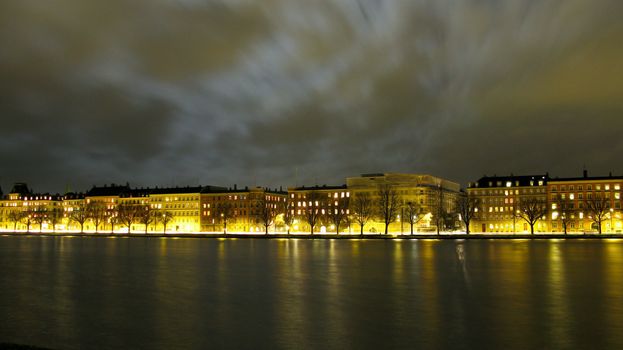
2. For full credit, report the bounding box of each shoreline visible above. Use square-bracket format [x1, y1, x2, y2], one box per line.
[1, 231, 622, 240]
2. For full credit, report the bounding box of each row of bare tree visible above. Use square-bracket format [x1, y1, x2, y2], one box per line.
[7, 202, 176, 234]
[461, 195, 615, 235]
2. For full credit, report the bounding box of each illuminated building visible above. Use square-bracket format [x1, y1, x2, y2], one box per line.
[469, 171, 623, 233]
[467, 174, 549, 233]
[0, 183, 64, 232]
[148, 186, 204, 233]
[288, 185, 350, 234]
[288, 173, 461, 234]
[548, 170, 623, 233]
[347, 173, 461, 234]
[200, 186, 287, 233]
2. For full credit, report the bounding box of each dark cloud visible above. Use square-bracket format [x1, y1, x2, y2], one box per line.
[1, 0, 622, 193]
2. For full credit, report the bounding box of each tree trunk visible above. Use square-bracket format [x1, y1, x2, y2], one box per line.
[265, 225, 269, 235]
[80, 223, 84, 233]
[530, 224, 535, 234]
[384, 223, 388, 235]
[465, 224, 470, 235]
[410, 223, 414, 235]
[335, 223, 340, 235]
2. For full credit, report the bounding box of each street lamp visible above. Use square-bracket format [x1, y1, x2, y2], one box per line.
[610, 208, 614, 233]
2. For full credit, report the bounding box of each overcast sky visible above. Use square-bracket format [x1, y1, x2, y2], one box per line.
[1, 0, 622, 193]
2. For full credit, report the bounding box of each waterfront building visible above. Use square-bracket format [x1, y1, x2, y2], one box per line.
[288, 184, 350, 234]
[548, 170, 623, 233]
[467, 174, 549, 233]
[200, 186, 287, 233]
[347, 173, 462, 234]
[148, 186, 204, 233]
[0, 183, 64, 232]
[288, 173, 461, 234]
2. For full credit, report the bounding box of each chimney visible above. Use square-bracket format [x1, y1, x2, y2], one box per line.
[583, 169, 588, 178]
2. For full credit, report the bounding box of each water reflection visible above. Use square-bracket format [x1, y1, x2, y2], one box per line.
[0, 237, 622, 349]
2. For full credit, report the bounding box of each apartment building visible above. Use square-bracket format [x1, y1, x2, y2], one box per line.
[467, 174, 549, 233]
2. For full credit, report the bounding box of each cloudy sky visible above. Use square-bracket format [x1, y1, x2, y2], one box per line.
[1, 0, 622, 193]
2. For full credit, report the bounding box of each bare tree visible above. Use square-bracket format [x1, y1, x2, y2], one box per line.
[558, 198, 574, 235]
[328, 196, 349, 234]
[303, 190, 323, 235]
[282, 199, 295, 234]
[49, 207, 63, 233]
[70, 202, 89, 233]
[32, 205, 47, 233]
[256, 195, 278, 235]
[516, 197, 548, 234]
[377, 184, 401, 235]
[585, 195, 610, 234]
[87, 202, 107, 233]
[216, 202, 234, 233]
[137, 205, 156, 234]
[8, 209, 26, 232]
[457, 195, 479, 235]
[433, 184, 445, 235]
[107, 207, 117, 233]
[117, 203, 140, 234]
[23, 210, 34, 233]
[158, 210, 174, 234]
[351, 192, 374, 236]
[405, 201, 424, 235]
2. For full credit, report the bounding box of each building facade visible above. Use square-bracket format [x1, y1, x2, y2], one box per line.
[468, 171, 623, 233]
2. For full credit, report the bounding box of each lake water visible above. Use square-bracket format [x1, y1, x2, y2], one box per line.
[0, 236, 622, 349]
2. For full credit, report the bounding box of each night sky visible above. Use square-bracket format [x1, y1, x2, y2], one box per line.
[1, 1, 622, 193]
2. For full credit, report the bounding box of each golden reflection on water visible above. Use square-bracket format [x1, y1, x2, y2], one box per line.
[275, 239, 308, 347]
[546, 242, 570, 348]
[604, 240, 623, 346]
[418, 240, 441, 337]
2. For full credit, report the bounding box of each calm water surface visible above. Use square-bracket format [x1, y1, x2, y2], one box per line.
[0, 236, 622, 349]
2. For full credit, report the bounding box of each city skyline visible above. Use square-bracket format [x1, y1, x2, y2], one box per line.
[2, 1, 622, 193]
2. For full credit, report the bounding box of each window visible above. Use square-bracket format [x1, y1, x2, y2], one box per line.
[596, 185, 602, 191]
[552, 186, 557, 192]
[578, 185, 583, 191]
